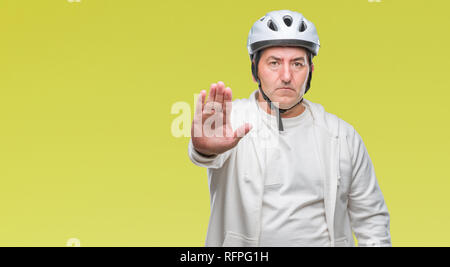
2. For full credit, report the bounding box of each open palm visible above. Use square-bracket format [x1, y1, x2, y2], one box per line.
[191, 81, 252, 156]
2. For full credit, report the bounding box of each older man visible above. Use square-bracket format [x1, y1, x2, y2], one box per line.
[189, 10, 391, 247]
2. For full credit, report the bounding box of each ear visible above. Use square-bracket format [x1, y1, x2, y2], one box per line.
[252, 74, 257, 83]
[311, 63, 314, 73]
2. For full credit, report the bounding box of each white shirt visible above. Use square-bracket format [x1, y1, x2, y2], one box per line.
[255, 96, 331, 247]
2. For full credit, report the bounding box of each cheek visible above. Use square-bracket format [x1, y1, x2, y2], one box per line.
[300, 69, 310, 79]
[295, 70, 309, 85]
[259, 70, 277, 85]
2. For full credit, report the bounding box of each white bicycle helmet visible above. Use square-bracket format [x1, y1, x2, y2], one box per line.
[247, 10, 320, 131]
[247, 10, 320, 58]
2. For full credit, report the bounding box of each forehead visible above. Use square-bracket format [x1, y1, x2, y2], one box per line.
[260, 46, 307, 60]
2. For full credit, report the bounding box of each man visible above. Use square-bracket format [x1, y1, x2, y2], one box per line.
[188, 10, 391, 247]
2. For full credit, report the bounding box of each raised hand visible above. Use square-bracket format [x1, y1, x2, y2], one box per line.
[191, 81, 252, 156]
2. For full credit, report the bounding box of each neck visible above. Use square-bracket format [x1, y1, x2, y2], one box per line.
[256, 91, 306, 118]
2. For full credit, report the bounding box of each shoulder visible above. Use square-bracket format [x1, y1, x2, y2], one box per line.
[229, 90, 259, 118]
[231, 90, 257, 109]
[226, 90, 259, 128]
[338, 117, 358, 139]
[304, 98, 358, 139]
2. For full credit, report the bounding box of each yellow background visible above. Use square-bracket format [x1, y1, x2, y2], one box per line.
[0, 0, 449, 246]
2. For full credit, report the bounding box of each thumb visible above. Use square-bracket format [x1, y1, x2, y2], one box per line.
[233, 123, 253, 144]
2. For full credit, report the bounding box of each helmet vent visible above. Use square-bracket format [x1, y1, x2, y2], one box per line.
[259, 16, 265, 22]
[299, 21, 307, 32]
[267, 20, 278, 31]
[283, 15, 292, 27]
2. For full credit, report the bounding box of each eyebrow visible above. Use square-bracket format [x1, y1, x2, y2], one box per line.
[267, 56, 305, 62]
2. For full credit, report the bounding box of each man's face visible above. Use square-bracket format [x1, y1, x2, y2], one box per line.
[256, 46, 310, 109]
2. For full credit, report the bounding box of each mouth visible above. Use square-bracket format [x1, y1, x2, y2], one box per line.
[276, 87, 295, 91]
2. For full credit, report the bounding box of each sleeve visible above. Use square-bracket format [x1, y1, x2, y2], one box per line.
[346, 128, 392, 247]
[187, 138, 232, 169]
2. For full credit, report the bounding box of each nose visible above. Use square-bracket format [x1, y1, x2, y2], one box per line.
[280, 63, 292, 83]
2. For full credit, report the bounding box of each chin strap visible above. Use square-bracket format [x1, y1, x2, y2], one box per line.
[257, 83, 303, 131]
[251, 50, 311, 132]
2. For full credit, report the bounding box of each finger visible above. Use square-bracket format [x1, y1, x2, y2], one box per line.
[203, 101, 217, 116]
[215, 81, 224, 104]
[223, 87, 232, 126]
[205, 101, 222, 116]
[206, 83, 217, 104]
[194, 90, 206, 126]
[233, 123, 253, 142]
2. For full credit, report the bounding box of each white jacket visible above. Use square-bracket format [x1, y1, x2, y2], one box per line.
[188, 90, 391, 247]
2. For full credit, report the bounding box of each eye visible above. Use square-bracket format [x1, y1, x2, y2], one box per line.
[269, 61, 279, 66]
[294, 62, 305, 67]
